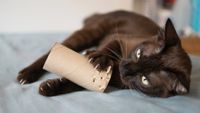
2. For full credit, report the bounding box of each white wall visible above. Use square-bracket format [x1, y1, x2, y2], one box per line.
[0, 0, 133, 33]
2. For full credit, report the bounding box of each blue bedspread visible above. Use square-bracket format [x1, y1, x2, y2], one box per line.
[0, 33, 200, 113]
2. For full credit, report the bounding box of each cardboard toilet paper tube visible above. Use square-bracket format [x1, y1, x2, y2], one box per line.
[43, 43, 112, 92]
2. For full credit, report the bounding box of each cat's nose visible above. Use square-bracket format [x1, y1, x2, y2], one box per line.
[119, 59, 140, 76]
[119, 59, 135, 75]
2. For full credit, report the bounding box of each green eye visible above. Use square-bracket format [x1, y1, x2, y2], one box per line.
[141, 76, 149, 85]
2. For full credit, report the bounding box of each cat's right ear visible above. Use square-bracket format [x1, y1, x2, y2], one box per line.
[175, 81, 188, 94]
[164, 19, 181, 47]
[154, 29, 165, 53]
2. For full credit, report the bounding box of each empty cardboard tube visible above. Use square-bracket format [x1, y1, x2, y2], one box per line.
[43, 43, 112, 92]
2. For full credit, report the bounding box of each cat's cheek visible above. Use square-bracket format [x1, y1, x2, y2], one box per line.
[120, 76, 130, 86]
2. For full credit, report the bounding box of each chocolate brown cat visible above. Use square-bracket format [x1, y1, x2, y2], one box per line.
[17, 10, 191, 97]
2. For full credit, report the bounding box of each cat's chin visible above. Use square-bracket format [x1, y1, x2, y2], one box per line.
[120, 75, 135, 89]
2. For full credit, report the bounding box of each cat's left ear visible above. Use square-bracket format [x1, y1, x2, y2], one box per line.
[164, 19, 181, 47]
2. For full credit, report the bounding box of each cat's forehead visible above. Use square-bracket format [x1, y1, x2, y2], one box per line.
[138, 55, 162, 68]
[147, 70, 174, 82]
[135, 54, 177, 75]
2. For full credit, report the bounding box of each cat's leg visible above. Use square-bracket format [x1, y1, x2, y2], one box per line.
[17, 54, 48, 85]
[39, 77, 83, 96]
[17, 27, 106, 85]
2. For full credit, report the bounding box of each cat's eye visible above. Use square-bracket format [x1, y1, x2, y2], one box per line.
[136, 48, 141, 59]
[141, 76, 149, 86]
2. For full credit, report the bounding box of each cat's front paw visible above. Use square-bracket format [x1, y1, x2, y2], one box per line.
[87, 51, 114, 72]
[39, 79, 58, 96]
[39, 78, 83, 96]
[39, 78, 66, 96]
[17, 67, 41, 85]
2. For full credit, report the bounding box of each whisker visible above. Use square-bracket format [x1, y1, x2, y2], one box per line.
[115, 23, 126, 59]
[118, 39, 125, 59]
[105, 47, 122, 60]
[127, 83, 138, 96]
[125, 40, 128, 58]
[100, 53, 121, 62]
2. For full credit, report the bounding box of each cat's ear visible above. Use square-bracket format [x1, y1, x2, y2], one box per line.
[175, 81, 188, 94]
[154, 29, 165, 53]
[164, 19, 181, 47]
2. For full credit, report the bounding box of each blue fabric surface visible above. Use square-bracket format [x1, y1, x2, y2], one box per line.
[0, 33, 200, 113]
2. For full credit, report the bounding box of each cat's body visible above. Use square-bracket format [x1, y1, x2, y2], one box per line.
[17, 10, 191, 97]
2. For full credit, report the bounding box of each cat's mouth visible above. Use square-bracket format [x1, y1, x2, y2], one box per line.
[119, 67, 136, 89]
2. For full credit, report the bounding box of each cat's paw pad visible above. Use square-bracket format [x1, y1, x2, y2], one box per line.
[39, 79, 60, 96]
[17, 68, 40, 85]
[88, 51, 114, 72]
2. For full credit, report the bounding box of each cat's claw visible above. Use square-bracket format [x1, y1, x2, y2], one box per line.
[59, 78, 63, 82]
[88, 58, 93, 63]
[21, 80, 26, 85]
[94, 64, 112, 73]
[40, 87, 44, 92]
[19, 79, 23, 84]
[94, 64, 100, 70]
[106, 66, 112, 74]
[19, 79, 27, 85]
[47, 82, 52, 88]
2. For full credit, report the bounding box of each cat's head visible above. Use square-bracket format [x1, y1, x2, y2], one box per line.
[119, 19, 192, 97]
